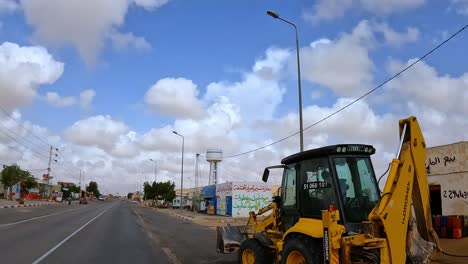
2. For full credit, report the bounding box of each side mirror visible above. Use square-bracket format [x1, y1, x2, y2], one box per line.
[262, 169, 270, 182]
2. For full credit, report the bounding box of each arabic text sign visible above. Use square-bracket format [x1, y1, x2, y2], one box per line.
[232, 182, 272, 217]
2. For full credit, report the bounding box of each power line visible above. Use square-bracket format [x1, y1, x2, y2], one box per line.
[0, 106, 50, 148]
[0, 128, 49, 159]
[223, 23, 468, 159]
[57, 150, 75, 167]
[0, 122, 48, 156]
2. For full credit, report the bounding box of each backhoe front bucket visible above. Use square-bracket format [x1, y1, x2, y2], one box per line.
[216, 225, 244, 254]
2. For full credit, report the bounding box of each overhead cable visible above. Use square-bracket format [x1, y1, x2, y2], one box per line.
[223, 23, 468, 159]
[0, 106, 50, 148]
[0, 129, 49, 159]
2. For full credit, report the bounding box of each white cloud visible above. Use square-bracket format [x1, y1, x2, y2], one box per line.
[0, 42, 64, 111]
[111, 131, 140, 158]
[133, 0, 171, 10]
[204, 48, 289, 122]
[43, 89, 96, 109]
[0, 0, 18, 13]
[79, 89, 96, 110]
[301, 21, 419, 96]
[108, 31, 151, 52]
[304, 0, 427, 22]
[449, 0, 468, 15]
[301, 21, 375, 96]
[140, 96, 241, 154]
[64, 115, 128, 152]
[384, 59, 468, 146]
[45, 92, 77, 107]
[20, 0, 169, 64]
[374, 23, 419, 47]
[303, 0, 353, 23]
[145, 77, 204, 119]
[360, 0, 427, 14]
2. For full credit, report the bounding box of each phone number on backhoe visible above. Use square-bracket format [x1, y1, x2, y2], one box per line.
[443, 190, 468, 200]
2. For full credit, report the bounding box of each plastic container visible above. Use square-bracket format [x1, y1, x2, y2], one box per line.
[434, 215, 441, 227]
[440, 227, 447, 238]
[440, 216, 448, 227]
[447, 216, 454, 228]
[453, 228, 463, 239]
[208, 205, 215, 215]
[453, 216, 462, 228]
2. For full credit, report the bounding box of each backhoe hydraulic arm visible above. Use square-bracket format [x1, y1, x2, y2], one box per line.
[370, 116, 441, 263]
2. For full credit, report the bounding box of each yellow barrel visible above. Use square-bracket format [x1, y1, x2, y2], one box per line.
[208, 205, 215, 215]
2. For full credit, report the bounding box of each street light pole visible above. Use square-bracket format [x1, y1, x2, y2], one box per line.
[267, 10, 304, 152]
[149, 159, 157, 183]
[173, 131, 184, 211]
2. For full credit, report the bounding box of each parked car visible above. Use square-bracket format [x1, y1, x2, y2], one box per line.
[98, 196, 105, 201]
[79, 198, 88, 204]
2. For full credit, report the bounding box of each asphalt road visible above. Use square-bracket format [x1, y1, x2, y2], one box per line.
[0, 200, 237, 264]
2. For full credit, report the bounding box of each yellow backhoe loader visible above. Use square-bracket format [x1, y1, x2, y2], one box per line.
[216, 116, 441, 263]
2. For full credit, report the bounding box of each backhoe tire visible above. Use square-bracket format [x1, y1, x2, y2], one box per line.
[281, 237, 322, 264]
[238, 239, 275, 264]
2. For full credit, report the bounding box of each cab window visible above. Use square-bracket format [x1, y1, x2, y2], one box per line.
[334, 157, 379, 222]
[282, 164, 297, 208]
[299, 158, 336, 218]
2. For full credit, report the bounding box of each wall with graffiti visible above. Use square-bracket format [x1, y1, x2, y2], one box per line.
[231, 182, 272, 217]
[216, 182, 232, 216]
[427, 141, 468, 215]
[214, 182, 273, 217]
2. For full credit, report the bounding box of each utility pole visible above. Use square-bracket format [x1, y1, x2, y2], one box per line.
[47, 146, 52, 178]
[154, 162, 157, 183]
[79, 170, 82, 189]
[46, 146, 58, 199]
[195, 154, 200, 190]
[149, 159, 157, 183]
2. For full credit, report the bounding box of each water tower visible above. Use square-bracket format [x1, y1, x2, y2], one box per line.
[206, 149, 222, 185]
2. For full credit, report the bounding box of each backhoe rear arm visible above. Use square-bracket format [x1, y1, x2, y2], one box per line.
[370, 116, 440, 263]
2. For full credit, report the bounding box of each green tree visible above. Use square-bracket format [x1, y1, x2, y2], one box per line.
[143, 181, 162, 200]
[1, 164, 21, 190]
[18, 170, 37, 194]
[68, 185, 81, 193]
[86, 181, 101, 198]
[155, 181, 176, 202]
[1, 164, 38, 197]
[127, 192, 134, 199]
[60, 183, 79, 199]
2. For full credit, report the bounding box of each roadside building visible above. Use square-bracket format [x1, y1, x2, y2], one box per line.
[216, 182, 272, 217]
[58, 181, 76, 188]
[427, 141, 467, 216]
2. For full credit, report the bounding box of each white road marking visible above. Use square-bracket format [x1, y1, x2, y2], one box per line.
[31, 203, 116, 264]
[0, 208, 81, 230]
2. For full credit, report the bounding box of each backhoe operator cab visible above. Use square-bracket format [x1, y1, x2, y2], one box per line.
[263, 144, 380, 234]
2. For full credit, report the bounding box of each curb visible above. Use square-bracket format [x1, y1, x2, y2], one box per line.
[168, 212, 195, 221]
[0, 203, 57, 209]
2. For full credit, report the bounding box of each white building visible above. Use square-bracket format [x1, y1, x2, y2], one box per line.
[427, 141, 467, 216]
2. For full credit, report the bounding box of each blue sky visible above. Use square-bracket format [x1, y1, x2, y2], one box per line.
[0, 0, 467, 193]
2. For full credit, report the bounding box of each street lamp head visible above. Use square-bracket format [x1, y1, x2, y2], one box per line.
[172, 131, 178, 135]
[267, 10, 279, 19]
[149, 158, 154, 161]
